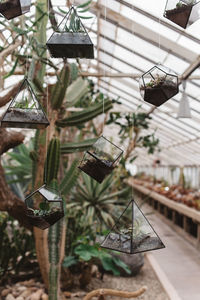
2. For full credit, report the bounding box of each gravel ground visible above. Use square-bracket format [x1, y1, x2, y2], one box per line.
[0, 256, 169, 299]
[73, 255, 169, 300]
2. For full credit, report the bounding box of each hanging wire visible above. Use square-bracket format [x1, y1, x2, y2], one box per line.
[157, 17, 161, 66]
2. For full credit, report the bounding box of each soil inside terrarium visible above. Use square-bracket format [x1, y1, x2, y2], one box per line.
[79, 157, 114, 183]
[0, 0, 22, 20]
[102, 232, 164, 254]
[26, 210, 64, 230]
[143, 82, 177, 106]
[165, 4, 192, 28]
[1, 108, 49, 129]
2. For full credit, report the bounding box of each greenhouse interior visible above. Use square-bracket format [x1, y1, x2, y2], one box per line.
[0, 0, 200, 299]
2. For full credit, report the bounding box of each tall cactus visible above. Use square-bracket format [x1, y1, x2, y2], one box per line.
[45, 138, 61, 300]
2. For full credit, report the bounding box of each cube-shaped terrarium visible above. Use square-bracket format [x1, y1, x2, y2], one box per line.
[139, 65, 179, 107]
[164, 0, 200, 29]
[1, 78, 49, 129]
[46, 6, 94, 58]
[0, 0, 31, 20]
[101, 199, 165, 254]
[25, 185, 64, 230]
[78, 136, 123, 184]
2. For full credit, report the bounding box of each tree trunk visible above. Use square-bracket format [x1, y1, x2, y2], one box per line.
[0, 128, 32, 230]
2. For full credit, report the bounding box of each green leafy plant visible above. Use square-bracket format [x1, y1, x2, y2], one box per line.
[0, 212, 36, 281]
[68, 173, 131, 229]
[63, 236, 131, 277]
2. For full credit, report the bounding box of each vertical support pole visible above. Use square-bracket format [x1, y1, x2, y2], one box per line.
[197, 223, 200, 250]
[183, 216, 189, 233]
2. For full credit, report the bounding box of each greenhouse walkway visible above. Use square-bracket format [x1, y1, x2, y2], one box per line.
[146, 207, 200, 300]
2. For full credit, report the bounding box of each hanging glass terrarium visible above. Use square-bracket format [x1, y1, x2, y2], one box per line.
[101, 199, 165, 254]
[164, 0, 200, 29]
[78, 136, 123, 184]
[139, 65, 179, 107]
[1, 78, 49, 129]
[25, 185, 64, 230]
[0, 0, 31, 20]
[46, 6, 94, 59]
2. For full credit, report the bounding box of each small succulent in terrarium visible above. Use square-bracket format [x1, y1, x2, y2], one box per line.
[14, 97, 37, 109]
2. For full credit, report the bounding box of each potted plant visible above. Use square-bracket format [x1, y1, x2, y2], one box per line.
[25, 185, 64, 230]
[101, 199, 165, 254]
[139, 65, 179, 107]
[164, 0, 199, 28]
[0, 0, 31, 20]
[1, 78, 49, 129]
[78, 136, 123, 183]
[46, 6, 94, 58]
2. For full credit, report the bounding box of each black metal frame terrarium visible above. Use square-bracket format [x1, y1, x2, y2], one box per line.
[78, 136, 123, 184]
[25, 185, 64, 230]
[46, 6, 94, 58]
[164, 0, 200, 29]
[139, 65, 179, 107]
[0, 0, 31, 20]
[1, 78, 49, 129]
[101, 199, 165, 254]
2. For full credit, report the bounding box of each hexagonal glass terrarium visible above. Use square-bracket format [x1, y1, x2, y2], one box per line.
[164, 0, 200, 29]
[25, 185, 64, 230]
[1, 78, 49, 129]
[46, 6, 94, 59]
[101, 199, 165, 254]
[139, 65, 179, 107]
[0, 0, 31, 20]
[78, 136, 123, 184]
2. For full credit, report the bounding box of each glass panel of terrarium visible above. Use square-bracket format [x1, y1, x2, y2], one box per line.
[91, 136, 123, 164]
[101, 199, 165, 254]
[57, 7, 85, 33]
[39, 186, 61, 202]
[10, 80, 39, 110]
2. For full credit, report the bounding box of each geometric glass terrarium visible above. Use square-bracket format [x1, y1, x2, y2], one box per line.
[0, 0, 31, 20]
[46, 6, 94, 59]
[78, 136, 123, 184]
[1, 78, 49, 129]
[25, 185, 64, 230]
[164, 0, 200, 29]
[139, 65, 179, 107]
[101, 199, 165, 254]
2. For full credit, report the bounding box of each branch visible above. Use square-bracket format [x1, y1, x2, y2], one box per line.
[0, 41, 21, 60]
[83, 287, 147, 300]
[0, 81, 22, 108]
[0, 128, 24, 155]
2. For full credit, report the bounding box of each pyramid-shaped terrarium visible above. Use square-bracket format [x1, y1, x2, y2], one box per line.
[164, 0, 200, 29]
[101, 199, 165, 254]
[78, 136, 123, 184]
[0, 0, 31, 20]
[46, 6, 94, 58]
[1, 78, 49, 129]
[139, 65, 179, 107]
[25, 185, 64, 230]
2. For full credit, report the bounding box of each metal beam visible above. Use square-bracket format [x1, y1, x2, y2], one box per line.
[81, 71, 200, 80]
